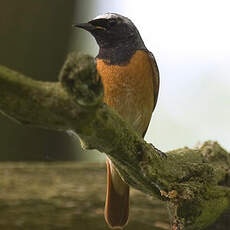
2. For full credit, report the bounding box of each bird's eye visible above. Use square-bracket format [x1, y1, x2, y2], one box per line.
[108, 19, 117, 27]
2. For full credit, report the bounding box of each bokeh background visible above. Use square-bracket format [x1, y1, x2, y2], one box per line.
[0, 0, 229, 162]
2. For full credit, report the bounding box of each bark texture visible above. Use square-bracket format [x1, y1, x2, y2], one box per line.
[0, 52, 230, 230]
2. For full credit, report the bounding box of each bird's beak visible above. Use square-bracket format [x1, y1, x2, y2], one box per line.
[73, 22, 95, 31]
[73, 22, 106, 32]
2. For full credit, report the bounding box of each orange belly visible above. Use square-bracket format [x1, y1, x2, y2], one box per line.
[96, 50, 154, 136]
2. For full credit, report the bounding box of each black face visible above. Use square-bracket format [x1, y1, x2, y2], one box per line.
[74, 13, 147, 65]
[75, 15, 139, 48]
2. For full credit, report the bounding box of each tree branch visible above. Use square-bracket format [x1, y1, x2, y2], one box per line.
[0, 52, 229, 230]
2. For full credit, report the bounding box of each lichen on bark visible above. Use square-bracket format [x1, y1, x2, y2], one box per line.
[0, 52, 230, 230]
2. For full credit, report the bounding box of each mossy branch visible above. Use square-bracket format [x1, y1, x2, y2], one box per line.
[0, 52, 230, 230]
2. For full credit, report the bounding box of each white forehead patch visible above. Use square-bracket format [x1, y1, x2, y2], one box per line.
[93, 13, 132, 26]
[94, 13, 118, 20]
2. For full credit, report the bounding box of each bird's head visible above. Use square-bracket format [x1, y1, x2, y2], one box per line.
[74, 13, 144, 49]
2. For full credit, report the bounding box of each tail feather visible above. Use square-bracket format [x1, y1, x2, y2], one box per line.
[105, 159, 129, 229]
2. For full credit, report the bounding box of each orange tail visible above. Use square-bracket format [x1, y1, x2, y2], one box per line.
[105, 159, 129, 229]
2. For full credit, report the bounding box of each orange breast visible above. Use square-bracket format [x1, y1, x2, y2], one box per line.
[96, 50, 154, 136]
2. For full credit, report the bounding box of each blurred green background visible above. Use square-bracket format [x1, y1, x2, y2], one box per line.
[0, 0, 229, 162]
[0, 0, 83, 161]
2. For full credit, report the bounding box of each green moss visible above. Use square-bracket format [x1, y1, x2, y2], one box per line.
[1, 54, 230, 230]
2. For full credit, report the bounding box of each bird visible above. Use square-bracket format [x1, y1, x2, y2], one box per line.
[74, 13, 159, 229]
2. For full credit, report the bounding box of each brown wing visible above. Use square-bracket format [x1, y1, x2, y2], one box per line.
[148, 51, 160, 111]
[142, 51, 160, 137]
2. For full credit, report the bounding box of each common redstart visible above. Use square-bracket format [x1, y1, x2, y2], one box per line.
[74, 13, 159, 229]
